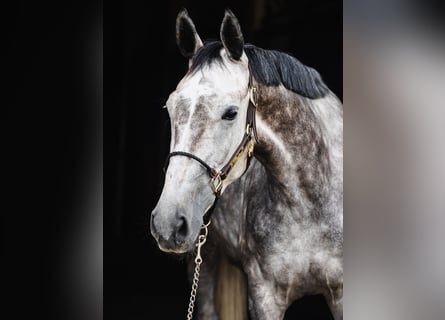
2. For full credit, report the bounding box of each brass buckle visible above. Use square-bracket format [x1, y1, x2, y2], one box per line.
[249, 87, 258, 107]
[210, 172, 223, 194]
[246, 123, 252, 136]
[248, 139, 255, 157]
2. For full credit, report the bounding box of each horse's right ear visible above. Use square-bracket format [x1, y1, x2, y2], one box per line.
[176, 9, 203, 58]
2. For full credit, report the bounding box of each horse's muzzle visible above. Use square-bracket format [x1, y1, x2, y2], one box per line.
[150, 209, 191, 253]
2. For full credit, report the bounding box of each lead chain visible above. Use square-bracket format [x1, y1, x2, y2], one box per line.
[186, 221, 211, 320]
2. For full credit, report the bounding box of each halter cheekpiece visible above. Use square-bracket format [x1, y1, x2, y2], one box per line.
[163, 66, 258, 197]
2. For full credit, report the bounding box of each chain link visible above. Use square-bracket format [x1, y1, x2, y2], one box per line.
[186, 221, 211, 320]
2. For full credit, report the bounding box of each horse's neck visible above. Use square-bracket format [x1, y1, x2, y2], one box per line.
[253, 84, 342, 215]
[212, 85, 343, 256]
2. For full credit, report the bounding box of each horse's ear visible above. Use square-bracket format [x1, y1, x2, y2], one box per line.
[176, 9, 203, 58]
[220, 9, 244, 61]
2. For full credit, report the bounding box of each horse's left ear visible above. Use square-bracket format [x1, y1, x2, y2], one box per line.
[220, 9, 244, 61]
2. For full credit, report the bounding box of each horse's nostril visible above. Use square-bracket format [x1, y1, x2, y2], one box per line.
[175, 216, 188, 244]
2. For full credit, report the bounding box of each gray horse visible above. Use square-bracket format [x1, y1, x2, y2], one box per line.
[151, 9, 343, 320]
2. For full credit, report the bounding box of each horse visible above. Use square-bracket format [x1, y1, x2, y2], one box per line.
[150, 9, 343, 320]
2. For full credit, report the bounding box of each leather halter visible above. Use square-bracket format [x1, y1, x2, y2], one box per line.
[164, 67, 258, 197]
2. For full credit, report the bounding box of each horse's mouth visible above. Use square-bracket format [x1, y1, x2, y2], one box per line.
[158, 243, 189, 254]
[155, 234, 197, 255]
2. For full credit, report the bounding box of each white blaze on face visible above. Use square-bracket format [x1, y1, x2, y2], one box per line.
[165, 50, 252, 193]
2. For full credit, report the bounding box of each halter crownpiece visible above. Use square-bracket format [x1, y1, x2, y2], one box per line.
[164, 67, 258, 197]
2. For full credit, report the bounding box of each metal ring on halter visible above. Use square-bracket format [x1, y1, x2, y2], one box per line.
[201, 220, 211, 230]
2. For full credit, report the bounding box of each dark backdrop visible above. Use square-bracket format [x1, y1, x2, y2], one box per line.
[106, 0, 342, 319]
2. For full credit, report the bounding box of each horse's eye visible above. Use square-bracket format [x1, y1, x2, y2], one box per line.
[222, 108, 238, 121]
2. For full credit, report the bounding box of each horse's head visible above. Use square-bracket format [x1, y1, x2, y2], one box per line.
[151, 9, 253, 253]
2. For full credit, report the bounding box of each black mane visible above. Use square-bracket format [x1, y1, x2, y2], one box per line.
[189, 41, 328, 99]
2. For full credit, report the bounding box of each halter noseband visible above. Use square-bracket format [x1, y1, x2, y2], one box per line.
[163, 68, 258, 197]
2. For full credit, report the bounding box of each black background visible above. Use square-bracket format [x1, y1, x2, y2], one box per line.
[7, 0, 341, 319]
[7, 1, 103, 319]
[107, 0, 341, 319]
